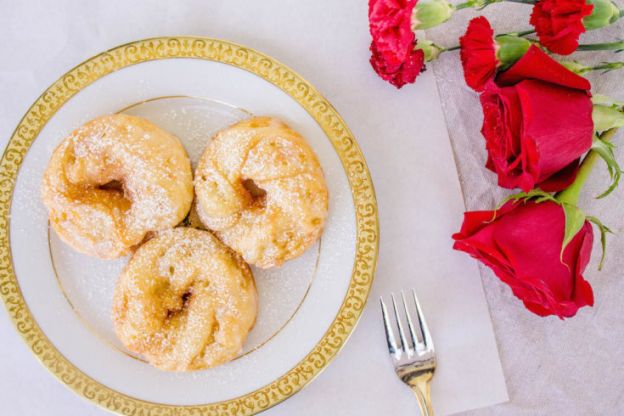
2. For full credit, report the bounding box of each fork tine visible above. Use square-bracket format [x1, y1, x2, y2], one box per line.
[412, 289, 434, 350]
[391, 293, 408, 353]
[401, 291, 419, 352]
[380, 297, 399, 355]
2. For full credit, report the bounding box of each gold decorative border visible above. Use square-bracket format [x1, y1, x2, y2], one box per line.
[0, 37, 379, 415]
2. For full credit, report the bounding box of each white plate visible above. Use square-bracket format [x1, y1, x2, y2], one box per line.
[0, 37, 378, 415]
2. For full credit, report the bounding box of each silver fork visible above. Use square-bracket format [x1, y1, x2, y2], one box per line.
[380, 290, 436, 416]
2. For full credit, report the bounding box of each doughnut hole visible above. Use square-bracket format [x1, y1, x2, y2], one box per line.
[97, 179, 127, 199]
[242, 178, 267, 207]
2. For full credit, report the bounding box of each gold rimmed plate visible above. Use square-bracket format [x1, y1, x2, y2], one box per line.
[0, 37, 378, 415]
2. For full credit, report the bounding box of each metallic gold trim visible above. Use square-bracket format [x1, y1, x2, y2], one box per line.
[0, 37, 379, 415]
[116, 94, 253, 117]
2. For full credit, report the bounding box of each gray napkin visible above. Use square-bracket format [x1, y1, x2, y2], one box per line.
[428, 5, 624, 414]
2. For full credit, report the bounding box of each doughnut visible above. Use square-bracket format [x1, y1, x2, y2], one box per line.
[112, 228, 258, 371]
[194, 117, 328, 268]
[41, 114, 193, 259]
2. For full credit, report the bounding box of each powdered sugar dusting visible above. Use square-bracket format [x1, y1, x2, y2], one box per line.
[122, 97, 250, 166]
[42, 114, 194, 258]
[50, 97, 319, 367]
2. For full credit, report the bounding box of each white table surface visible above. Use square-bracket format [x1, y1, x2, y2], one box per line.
[0, 1, 509, 415]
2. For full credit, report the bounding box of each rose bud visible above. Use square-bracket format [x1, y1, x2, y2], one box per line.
[583, 0, 623, 29]
[369, 0, 425, 88]
[530, 0, 594, 55]
[412, 0, 454, 30]
[453, 199, 594, 319]
[459, 17, 531, 92]
[479, 45, 593, 192]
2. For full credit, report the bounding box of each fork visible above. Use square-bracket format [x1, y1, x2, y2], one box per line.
[380, 290, 436, 416]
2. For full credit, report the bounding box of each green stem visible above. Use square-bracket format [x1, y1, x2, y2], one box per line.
[453, 0, 534, 10]
[556, 150, 600, 205]
[454, 1, 474, 9]
[567, 61, 624, 75]
[556, 128, 619, 205]
[514, 29, 536, 37]
[587, 62, 624, 73]
[576, 41, 624, 51]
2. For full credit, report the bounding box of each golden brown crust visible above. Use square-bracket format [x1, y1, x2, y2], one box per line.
[194, 117, 328, 268]
[41, 114, 193, 259]
[112, 228, 258, 372]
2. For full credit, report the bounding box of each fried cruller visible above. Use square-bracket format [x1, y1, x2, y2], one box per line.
[112, 228, 258, 371]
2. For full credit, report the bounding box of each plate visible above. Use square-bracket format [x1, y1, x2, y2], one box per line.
[0, 37, 378, 415]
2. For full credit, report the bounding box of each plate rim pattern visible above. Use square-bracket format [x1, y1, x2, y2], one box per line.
[0, 36, 379, 415]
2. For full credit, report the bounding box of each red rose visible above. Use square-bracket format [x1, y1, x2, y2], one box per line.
[530, 0, 594, 55]
[453, 200, 594, 318]
[460, 17, 498, 92]
[369, 0, 424, 88]
[480, 45, 593, 192]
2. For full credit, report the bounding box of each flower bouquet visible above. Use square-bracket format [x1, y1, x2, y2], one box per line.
[368, 0, 624, 318]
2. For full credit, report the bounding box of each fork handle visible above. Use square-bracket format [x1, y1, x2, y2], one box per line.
[409, 375, 434, 416]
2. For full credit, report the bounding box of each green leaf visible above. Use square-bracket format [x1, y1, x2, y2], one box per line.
[586, 215, 613, 270]
[591, 135, 623, 198]
[593, 105, 624, 132]
[592, 94, 624, 107]
[561, 203, 586, 262]
[491, 189, 556, 222]
[496, 189, 557, 209]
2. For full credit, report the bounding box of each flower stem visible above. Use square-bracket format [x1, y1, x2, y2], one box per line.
[453, 0, 534, 10]
[576, 41, 624, 52]
[556, 128, 619, 205]
[514, 29, 536, 37]
[453, 1, 474, 9]
[586, 62, 624, 73]
[565, 61, 624, 75]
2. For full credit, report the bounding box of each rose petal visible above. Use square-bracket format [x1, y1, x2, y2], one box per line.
[537, 159, 580, 192]
[514, 79, 593, 184]
[496, 45, 591, 91]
